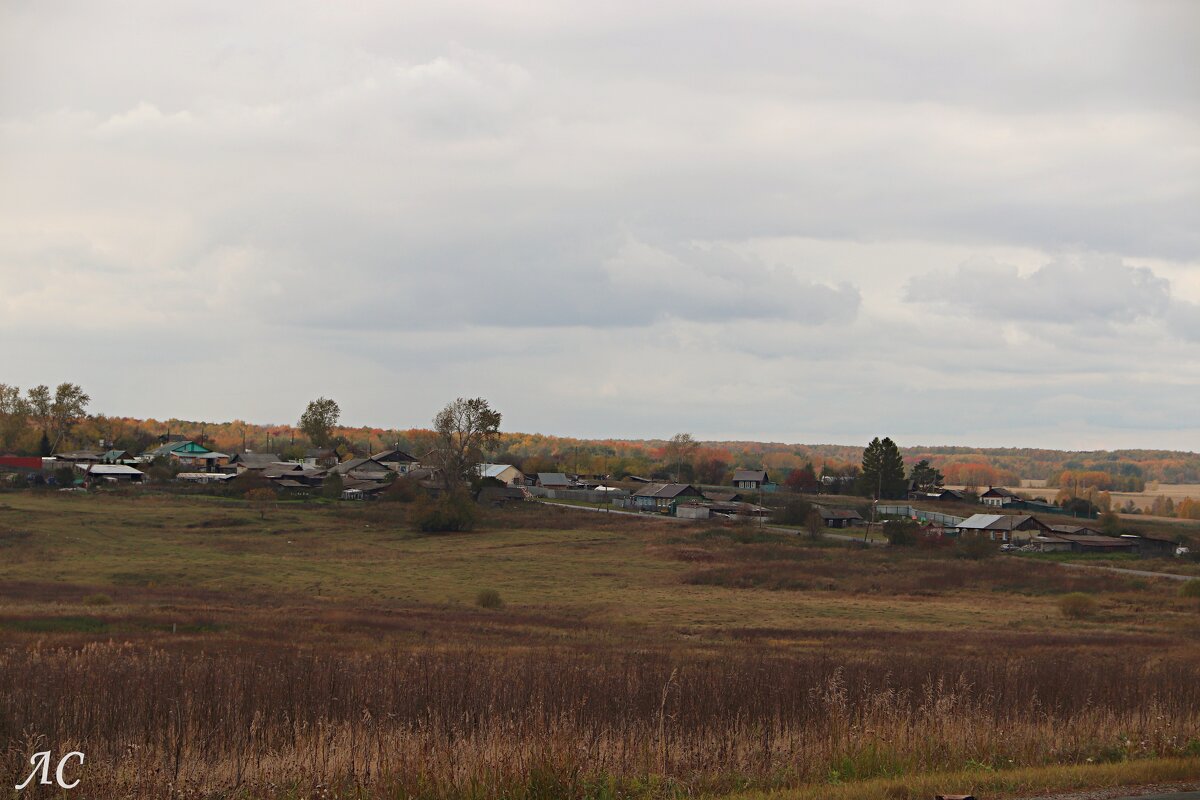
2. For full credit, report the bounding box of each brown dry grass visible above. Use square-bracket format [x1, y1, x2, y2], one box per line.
[2, 644, 1199, 799]
[1, 491, 1199, 798]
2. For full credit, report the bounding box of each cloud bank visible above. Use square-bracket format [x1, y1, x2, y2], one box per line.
[0, 1, 1198, 449]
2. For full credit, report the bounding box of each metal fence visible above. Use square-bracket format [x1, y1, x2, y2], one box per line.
[529, 487, 630, 504]
[874, 504, 965, 527]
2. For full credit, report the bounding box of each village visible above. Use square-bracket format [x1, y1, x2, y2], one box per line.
[0, 435, 1189, 560]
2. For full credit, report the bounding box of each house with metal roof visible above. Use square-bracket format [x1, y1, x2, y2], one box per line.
[955, 513, 1051, 542]
[80, 463, 145, 484]
[144, 440, 228, 472]
[631, 483, 703, 511]
[477, 463, 526, 486]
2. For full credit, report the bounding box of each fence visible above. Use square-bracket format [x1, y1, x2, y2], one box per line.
[529, 487, 630, 504]
[874, 504, 965, 527]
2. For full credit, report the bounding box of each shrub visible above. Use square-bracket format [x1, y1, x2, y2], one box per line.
[411, 490, 477, 533]
[321, 472, 344, 500]
[475, 589, 504, 609]
[82, 593, 113, 607]
[1059, 592, 1099, 619]
[956, 533, 998, 560]
[882, 519, 920, 547]
[773, 498, 813, 526]
[1179, 580, 1200, 600]
[379, 475, 420, 503]
[245, 488, 277, 520]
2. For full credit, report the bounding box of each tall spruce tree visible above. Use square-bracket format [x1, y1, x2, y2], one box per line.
[859, 436, 907, 499]
[909, 459, 945, 493]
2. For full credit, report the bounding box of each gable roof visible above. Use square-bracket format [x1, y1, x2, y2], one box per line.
[333, 457, 391, 475]
[957, 513, 1044, 531]
[814, 505, 863, 521]
[1050, 533, 1136, 548]
[82, 464, 144, 476]
[479, 463, 521, 479]
[1050, 524, 1103, 536]
[372, 448, 419, 463]
[981, 486, 1021, 498]
[147, 440, 213, 457]
[55, 450, 103, 461]
[733, 470, 769, 483]
[230, 452, 283, 467]
[537, 472, 572, 486]
[633, 483, 700, 499]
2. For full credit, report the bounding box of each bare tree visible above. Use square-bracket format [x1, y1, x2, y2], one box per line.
[664, 432, 699, 483]
[432, 398, 502, 492]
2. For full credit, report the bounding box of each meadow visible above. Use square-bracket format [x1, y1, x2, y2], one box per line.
[1, 490, 1199, 799]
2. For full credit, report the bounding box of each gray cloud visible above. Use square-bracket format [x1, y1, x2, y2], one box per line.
[1, 1, 1198, 448]
[904, 255, 1172, 324]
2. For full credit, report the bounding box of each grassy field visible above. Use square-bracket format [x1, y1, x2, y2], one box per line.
[2, 489, 1199, 798]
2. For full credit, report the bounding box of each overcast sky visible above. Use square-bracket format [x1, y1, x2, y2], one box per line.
[2, 1, 1198, 450]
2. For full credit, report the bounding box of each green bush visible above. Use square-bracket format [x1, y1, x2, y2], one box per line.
[1179, 579, 1200, 599]
[1058, 592, 1099, 619]
[411, 490, 477, 533]
[475, 589, 504, 609]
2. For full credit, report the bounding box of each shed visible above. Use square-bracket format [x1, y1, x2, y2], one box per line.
[1054, 534, 1137, 554]
[675, 503, 711, 520]
[536, 472, 574, 489]
[81, 464, 145, 484]
[1122, 534, 1178, 558]
[813, 505, 864, 528]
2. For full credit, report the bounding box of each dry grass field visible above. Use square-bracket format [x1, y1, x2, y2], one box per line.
[1, 490, 1199, 799]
